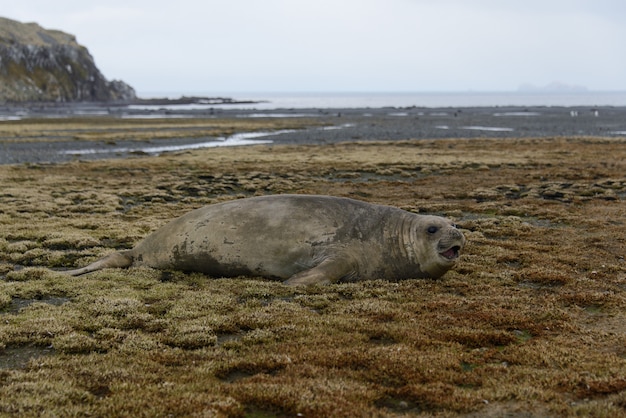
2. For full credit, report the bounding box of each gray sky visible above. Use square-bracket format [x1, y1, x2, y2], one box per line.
[3, 0, 625, 94]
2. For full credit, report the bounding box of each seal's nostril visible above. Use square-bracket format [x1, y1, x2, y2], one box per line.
[451, 229, 464, 240]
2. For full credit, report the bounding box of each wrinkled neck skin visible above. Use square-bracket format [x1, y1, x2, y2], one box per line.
[385, 213, 421, 264]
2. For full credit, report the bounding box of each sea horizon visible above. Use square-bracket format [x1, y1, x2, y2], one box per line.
[138, 90, 626, 110]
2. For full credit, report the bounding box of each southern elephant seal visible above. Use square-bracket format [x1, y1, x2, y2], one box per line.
[62, 194, 465, 286]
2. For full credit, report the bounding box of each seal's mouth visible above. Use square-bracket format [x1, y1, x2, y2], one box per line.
[439, 245, 461, 260]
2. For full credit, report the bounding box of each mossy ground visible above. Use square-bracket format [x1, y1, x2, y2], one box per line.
[0, 117, 320, 143]
[1, 119, 625, 417]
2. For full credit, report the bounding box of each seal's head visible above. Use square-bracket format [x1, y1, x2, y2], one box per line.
[414, 216, 466, 278]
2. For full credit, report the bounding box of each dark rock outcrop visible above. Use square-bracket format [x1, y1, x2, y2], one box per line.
[0, 17, 136, 102]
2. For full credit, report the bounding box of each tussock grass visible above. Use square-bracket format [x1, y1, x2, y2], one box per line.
[1, 127, 626, 416]
[0, 117, 321, 143]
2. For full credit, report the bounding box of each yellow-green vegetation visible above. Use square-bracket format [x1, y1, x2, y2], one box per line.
[0, 117, 321, 143]
[0, 17, 78, 47]
[1, 127, 626, 416]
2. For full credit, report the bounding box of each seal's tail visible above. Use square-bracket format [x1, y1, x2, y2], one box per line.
[62, 251, 133, 276]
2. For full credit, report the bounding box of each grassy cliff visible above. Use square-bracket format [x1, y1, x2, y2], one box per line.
[0, 17, 135, 102]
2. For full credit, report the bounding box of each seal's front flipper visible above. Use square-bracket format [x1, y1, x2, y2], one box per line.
[62, 251, 133, 276]
[283, 257, 355, 286]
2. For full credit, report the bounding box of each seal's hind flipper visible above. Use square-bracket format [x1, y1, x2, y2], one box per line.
[283, 257, 355, 286]
[62, 251, 133, 276]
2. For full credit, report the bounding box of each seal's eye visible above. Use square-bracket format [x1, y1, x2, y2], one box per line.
[427, 226, 439, 234]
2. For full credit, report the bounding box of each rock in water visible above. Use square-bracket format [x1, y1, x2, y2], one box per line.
[0, 16, 136, 102]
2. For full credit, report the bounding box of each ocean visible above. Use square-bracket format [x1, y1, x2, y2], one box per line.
[140, 91, 626, 110]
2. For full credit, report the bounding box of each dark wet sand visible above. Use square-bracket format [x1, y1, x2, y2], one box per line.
[1, 105, 625, 165]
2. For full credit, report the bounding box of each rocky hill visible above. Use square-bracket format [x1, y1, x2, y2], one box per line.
[0, 17, 136, 102]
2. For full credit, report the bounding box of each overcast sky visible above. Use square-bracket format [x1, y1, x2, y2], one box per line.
[3, 0, 625, 94]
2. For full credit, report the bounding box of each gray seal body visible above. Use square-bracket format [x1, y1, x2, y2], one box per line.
[63, 194, 465, 286]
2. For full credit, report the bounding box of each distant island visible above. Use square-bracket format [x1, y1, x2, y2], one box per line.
[130, 96, 264, 106]
[517, 82, 588, 93]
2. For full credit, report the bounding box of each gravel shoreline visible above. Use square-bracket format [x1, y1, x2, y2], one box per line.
[1, 105, 625, 165]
